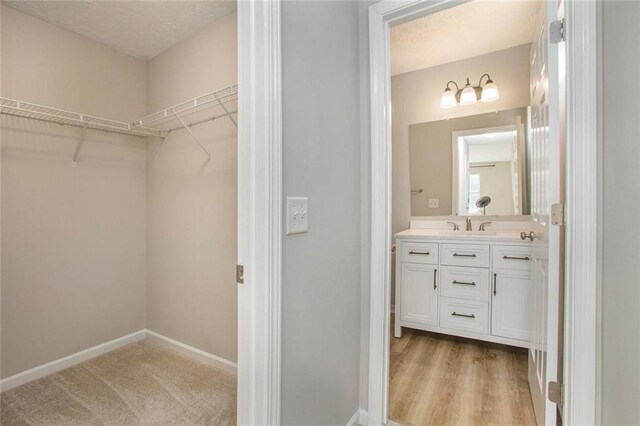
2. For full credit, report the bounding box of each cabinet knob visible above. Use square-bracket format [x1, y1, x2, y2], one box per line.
[520, 231, 534, 241]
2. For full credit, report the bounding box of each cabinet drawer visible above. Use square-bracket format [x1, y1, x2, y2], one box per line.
[493, 245, 533, 271]
[400, 242, 439, 265]
[441, 244, 490, 268]
[440, 266, 490, 302]
[439, 297, 489, 334]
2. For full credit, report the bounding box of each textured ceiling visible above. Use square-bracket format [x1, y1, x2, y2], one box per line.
[3, 0, 237, 59]
[390, 0, 542, 76]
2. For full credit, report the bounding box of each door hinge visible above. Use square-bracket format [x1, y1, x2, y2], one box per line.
[236, 264, 244, 284]
[551, 203, 565, 226]
[548, 380, 564, 409]
[550, 18, 565, 44]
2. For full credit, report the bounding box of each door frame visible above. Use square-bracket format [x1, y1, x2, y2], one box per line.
[367, 0, 597, 425]
[237, 1, 282, 425]
[450, 124, 518, 216]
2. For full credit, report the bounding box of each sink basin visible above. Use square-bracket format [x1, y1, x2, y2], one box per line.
[438, 230, 497, 236]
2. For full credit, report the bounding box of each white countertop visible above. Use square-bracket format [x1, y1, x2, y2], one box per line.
[395, 228, 530, 242]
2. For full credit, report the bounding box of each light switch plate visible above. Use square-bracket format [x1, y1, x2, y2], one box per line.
[286, 197, 308, 235]
[428, 198, 439, 208]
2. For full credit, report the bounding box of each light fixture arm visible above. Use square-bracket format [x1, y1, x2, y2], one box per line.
[478, 73, 492, 87]
[445, 80, 459, 92]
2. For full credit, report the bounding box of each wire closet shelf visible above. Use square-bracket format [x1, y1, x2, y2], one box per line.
[0, 84, 238, 139]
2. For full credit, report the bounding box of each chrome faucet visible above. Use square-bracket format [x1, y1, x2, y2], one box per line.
[466, 217, 472, 231]
[447, 221, 459, 231]
[478, 221, 492, 231]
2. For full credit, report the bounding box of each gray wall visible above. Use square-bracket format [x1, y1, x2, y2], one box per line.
[600, 1, 640, 423]
[358, 0, 374, 413]
[281, 1, 362, 424]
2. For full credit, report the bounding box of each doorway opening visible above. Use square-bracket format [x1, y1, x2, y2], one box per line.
[368, 0, 597, 425]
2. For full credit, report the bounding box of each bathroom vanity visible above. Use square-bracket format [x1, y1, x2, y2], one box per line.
[394, 228, 533, 348]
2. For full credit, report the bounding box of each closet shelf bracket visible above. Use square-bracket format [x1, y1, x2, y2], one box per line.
[173, 110, 212, 161]
[72, 125, 87, 167]
[150, 136, 166, 160]
[215, 96, 237, 128]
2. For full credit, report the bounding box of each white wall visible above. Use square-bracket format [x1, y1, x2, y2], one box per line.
[145, 13, 238, 362]
[281, 1, 362, 424]
[392, 44, 531, 236]
[469, 161, 514, 215]
[600, 1, 640, 423]
[1, 5, 147, 378]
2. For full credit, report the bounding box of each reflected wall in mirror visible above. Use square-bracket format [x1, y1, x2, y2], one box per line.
[409, 107, 529, 216]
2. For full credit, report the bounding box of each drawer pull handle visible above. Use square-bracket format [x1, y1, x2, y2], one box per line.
[453, 253, 477, 258]
[433, 269, 438, 290]
[503, 255, 531, 261]
[452, 280, 476, 286]
[409, 251, 430, 255]
[452, 312, 475, 319]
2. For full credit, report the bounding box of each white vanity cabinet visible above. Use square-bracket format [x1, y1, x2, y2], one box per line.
[400, 263, 439, 327]
[394, 233, 533, 348]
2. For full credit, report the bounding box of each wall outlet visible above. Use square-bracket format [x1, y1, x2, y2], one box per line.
[428, 198, 439, 208]
[286, 197, 308, 235]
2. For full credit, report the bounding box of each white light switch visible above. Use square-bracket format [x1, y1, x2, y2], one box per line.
[428, 198, 439, 208]
[286, 197, 308, 235]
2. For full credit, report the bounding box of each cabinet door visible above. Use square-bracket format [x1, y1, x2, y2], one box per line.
[400, 263, 438, 326]
[491, 270, 532, 341]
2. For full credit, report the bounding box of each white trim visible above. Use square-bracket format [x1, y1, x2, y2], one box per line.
[237, 1, 282, 425]
[360, 409, 370, 426]
[563, 0, 598, 424]
[451, 124, 517, 215]
[0, 330, 145, 392]
[144, 330, 237, 374]
[347, 409, 362, 426]
[367, 1, 598, 425]
[368, 3, 462, 424]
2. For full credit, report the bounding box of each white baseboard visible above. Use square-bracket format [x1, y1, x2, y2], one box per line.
[351, 409, 400, 426]
[347, 408, 360, 426]
[347, 408, 368, 426]
[1, 329, 238, 393]
[144, 329, 237, 374]
[0, 330, 146, 392]
[359, 409, 369, 425]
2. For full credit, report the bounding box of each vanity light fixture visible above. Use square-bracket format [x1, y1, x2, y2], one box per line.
[440, 73, 500, 109]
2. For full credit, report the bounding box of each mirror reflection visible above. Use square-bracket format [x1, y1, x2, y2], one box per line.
[409, 107, 529, 217]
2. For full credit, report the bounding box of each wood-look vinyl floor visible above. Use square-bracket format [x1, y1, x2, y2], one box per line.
[389, 327, 536, 426]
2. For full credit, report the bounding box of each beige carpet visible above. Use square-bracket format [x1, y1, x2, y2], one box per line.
[0, 340, 236, 426]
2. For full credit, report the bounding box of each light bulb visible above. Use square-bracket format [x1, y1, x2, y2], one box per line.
[481, 80, 500, 102]
[440, 88, 456, 109]
[460, 83, 477, 105]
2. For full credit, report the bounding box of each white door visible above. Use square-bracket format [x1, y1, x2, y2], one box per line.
[528, 0, 564, 424]
[400, 263, 438, 326]
[491, 270, 533, 341]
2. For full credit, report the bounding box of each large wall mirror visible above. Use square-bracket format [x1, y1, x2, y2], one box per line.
[409, 107, 529, 217]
